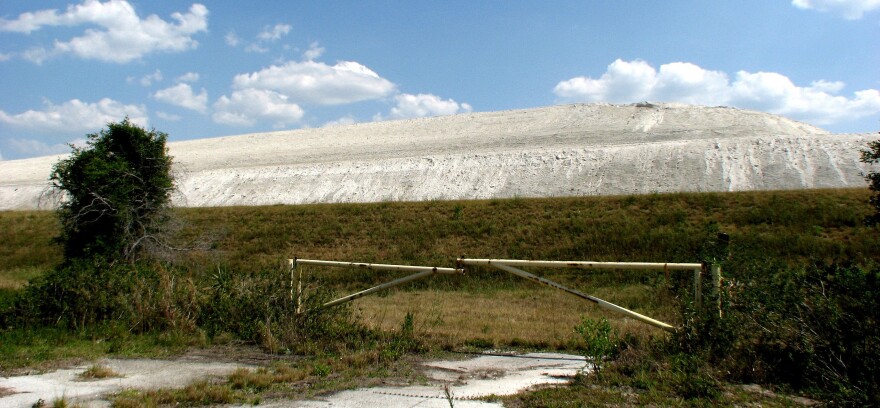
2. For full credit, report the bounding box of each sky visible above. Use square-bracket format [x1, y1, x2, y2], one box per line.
[0, 0, 878, 161]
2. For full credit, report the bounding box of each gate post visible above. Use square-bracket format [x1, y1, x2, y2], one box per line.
[695, 264, 703, 309]
[288, 258, 304, 314]
[711, 264, 722, 317]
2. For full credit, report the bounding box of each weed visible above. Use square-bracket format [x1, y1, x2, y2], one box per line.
[574, 317, 618, 374]
[77, 364, 122, 380]
[443, 383, 455, 407]
[312, 362, 331, 377]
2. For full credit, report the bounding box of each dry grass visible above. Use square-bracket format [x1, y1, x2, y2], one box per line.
[353, 284, 677, 349]
[0, 211, 61, 271]
[77, 364, 123, 381]
[0, 266, 46, 290]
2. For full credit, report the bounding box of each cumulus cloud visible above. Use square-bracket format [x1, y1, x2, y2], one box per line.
[232, 60, 396, 105]
[0, 1, 208, 63]
[152, 83, 208, 113]
[244, 43, 269, 54]
[176, 72, 199, 83]
[212, 88, 304, 127]
[554, 59, 880, 126]
[131, 69, 163, 86]
[226, 23, 289, 53]
[257, 23, 291, 42]
[322, 115, 357, 127]
[792, 0, 880, 19]
[303, 41, 325, 61]
[0, 98, 147, 134]
[378, 93, 473, 121]
[224, 31, 240, 47]
[7, 138, 75, 157]
[155, 111, 181, 121]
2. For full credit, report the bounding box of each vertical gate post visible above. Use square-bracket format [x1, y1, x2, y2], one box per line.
[695, 264, 703, 309]
[289, 258, 304, 314]
[288, 258, 295, 303]
[711, 264, 722, 317]
[296, 259, 304, 314]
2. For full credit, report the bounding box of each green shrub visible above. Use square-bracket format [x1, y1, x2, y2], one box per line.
[674, 261, 880, 405]
[50, 119, 174, 262]
[574, 317, 617, 374]
[4, 259, 199, 331]
[863, 138, 880, 226]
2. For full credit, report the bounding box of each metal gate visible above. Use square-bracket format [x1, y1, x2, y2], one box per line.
[290, 257, 718, 332]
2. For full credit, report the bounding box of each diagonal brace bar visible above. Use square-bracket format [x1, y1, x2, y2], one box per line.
[490, 262, 675, 332]
[295, 259, 463, 274]
[319, 269, 436, 310]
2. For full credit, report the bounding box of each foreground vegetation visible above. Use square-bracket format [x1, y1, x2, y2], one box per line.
[1, 188, 878, 406]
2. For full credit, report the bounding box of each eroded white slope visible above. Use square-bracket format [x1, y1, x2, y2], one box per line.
[0, 103, 875, 210]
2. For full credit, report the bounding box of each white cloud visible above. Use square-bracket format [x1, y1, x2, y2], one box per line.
[232, 60, 396, 105]
[554, 59, 880, 126]
[257, 23, 291, 42]
[176, 72, 199, 83]
[0, 98, 147, 134]
[227, 24, 289, 53]
[137, 69, 163, 86]
[224, 31, 240, 47]
[379, 93, 473, 121]
[303, 41, 325, 61]
[0, 53, 11, 62]
[0, 1, 208, 63]
[212, 88, 304, 127]
[322, 115, 357, 127]
[155, 111, 181, 121]
[21, 47, 51, 64]
[244, 43, 269, 53]
[792, 0, 880, 19]
[7, 138, 74, 157]
[152, 83, 207, 112]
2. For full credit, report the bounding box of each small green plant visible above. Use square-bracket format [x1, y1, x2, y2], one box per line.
[312, 362, 331, 377]
[574, 317, 617, 374]
[452, 204, 463, 220]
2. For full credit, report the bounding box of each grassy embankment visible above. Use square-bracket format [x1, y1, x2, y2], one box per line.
[1, 188, 877, 405]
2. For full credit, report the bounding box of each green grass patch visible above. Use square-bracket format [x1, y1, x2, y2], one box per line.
[3, 189, 876, 287]
[0, 326, 202, 375]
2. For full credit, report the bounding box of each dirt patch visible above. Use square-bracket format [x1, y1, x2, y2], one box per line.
[178, 343, 302, 366]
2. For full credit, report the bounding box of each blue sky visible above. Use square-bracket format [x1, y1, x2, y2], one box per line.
[0, 0, 878, 160]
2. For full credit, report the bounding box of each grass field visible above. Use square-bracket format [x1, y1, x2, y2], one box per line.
[3, 188, 876, 285]
[1, 188, 877, 405]
[1, 188, 876, 346]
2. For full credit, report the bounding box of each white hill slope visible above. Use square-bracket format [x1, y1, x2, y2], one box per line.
[0, 103, 875, 210]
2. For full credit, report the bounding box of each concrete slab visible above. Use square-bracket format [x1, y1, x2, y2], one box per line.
[0, 358, 251, 408]
[282, 352, 588, 408]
